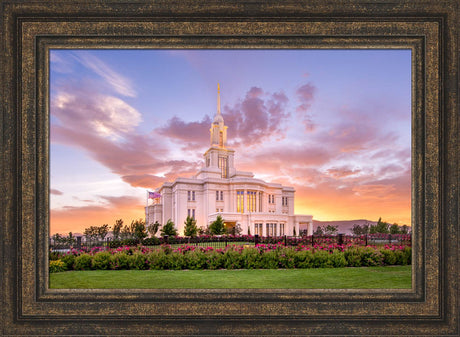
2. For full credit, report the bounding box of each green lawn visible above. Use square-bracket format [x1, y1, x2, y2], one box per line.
[50, 265, 411, 289]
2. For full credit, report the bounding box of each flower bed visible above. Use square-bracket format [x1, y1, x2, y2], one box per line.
[49, 243, 411, 272]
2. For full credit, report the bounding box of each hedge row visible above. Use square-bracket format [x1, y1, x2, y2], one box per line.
[50, 245, 411, 272]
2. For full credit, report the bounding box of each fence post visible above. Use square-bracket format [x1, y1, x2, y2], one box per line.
[365, 234, 368, 246]
[225, 237, 228, 247]
[284, 235, 287, 246]
[388, 234, 392, 244]
[254, 234, 259, 246]
[76, 236, 81, 250]
[338, 233, 344, 245]
[311, 235, 314, 246]
[163, 235, 169, 244]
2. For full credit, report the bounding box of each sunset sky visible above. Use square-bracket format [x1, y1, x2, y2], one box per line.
[50, 49, 411, 235]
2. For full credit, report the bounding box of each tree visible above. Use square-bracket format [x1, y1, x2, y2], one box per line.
[400, 225, 410, 234]
[209, 215, 225, 235]
[113, 219, 123, 240]
[324, 225, 338, 235]
[160, 219, 178, 236]
[370, 217, 390, 234]
[132, 219, 148, 241]
[351, 224, 370, 235]
[97, 224, 110, 241]
[183, 216, 198, 237]
[389, 223, 401, 234]
[313, 226, 324, 236]
[148, 221, 161, 237]
[84, 226, 99, 242]
[67, 232, 76, 246]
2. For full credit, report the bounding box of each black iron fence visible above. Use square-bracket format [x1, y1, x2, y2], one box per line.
[50, 233, 411, 252]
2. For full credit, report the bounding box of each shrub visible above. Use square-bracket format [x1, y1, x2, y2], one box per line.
[395, 247, 411, 265]
[142, 237, 161, 246]
[128, 252, 148, 270]
[278, 247, 296, 269]
[166, 252, 185, 270]
[185, 250, 208, 270]
[110, 252, 130, 270]
[146, 250, 169, 270]
[49, 252, 60, 261]
[60, 254, 76, 270]
[329, 250, 347, 268]
[206, 250, 225, 270]
[294, 249, 314, 268]
[74, 254, 92, 270]
[312, 250, 334, 268]
[240, 248, 261, 269]
[380, 249, 397, 265]
[91, 251, 112, 270]
[259, 250, 278, 269]
[223, 248, 243, 269]
[344, 247, 362, 267]
[360, 247, 383, 266]
[49, 259, 66, 273]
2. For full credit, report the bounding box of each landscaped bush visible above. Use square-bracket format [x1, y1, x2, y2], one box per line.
[128, 252, 148, 270]
[74, 254, 92, 270]
[60, 253, 76, 270]
[49, 259, 66, 273]
[110, 252, 130, 270]
[91, 252, 112, 270]
[49, 243, 411, 271]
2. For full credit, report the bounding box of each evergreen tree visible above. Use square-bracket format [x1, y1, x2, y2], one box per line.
[160, 219, 178, 236]
[183, 216, 198, 237]
[209, 215, 226, 235]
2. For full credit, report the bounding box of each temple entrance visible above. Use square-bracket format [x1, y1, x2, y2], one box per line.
[224, 221, 237, 235]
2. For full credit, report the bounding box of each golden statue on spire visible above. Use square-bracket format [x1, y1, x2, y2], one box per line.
[217, 83, 220, 93]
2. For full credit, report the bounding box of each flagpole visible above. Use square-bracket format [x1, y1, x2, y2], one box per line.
[146, 190, 149, 229]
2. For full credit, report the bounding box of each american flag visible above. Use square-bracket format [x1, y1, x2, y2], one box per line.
[148, 191, 161, 199]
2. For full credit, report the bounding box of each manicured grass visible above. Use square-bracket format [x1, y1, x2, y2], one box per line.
[50, 265, 411, 289]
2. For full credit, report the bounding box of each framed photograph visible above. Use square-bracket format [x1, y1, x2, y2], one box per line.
[1, 1, 458, 336]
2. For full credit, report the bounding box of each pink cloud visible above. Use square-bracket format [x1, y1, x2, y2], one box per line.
[155, 116, 211, 150]
[50, 189, 63, 195]
[296, 83, 317, 132]
[155, 86, 291, 150]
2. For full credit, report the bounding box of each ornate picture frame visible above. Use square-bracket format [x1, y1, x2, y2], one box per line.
[1, 1, 458, 335]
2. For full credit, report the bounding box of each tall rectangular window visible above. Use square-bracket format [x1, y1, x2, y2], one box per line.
[247, 191, 256, 212]
[216, 191, 219, 200]
[187, 209, 191, 217]
[218, 156, 228, 178]
[237, 190, 244, 213]
[220, 191, 223, 201]
[279, 223, 285, 236]
[192, 191, 195, 201]
[187, 191, 191, 201]
[192, 209, 195, 219]
[259, 192, 263, 212]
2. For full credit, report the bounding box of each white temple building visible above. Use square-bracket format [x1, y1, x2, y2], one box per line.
[146, 84, 313, 237]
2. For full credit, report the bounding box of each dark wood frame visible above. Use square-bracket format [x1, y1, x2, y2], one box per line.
[1, 1, 458, 336]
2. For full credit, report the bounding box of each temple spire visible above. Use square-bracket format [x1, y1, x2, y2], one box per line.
[217, 83, 221, 116]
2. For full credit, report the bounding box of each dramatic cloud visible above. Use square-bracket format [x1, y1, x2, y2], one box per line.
[73, 52, 137, 97]
[156, 116, 211, 150]
[224, 87, 290, 147]
[51, 86, 187, 190]
[155, 86, 291, 150]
